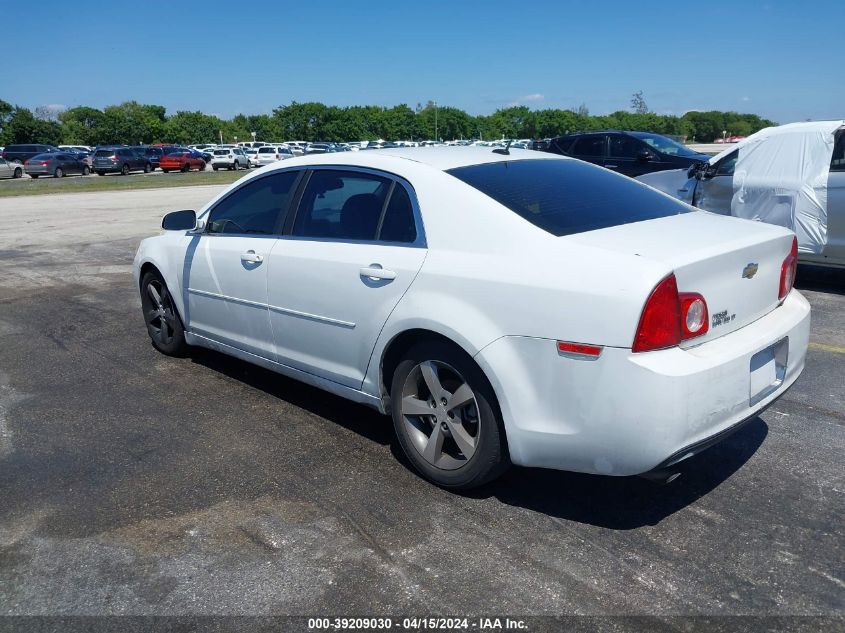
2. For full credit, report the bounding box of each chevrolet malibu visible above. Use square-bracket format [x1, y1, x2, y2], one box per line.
[133, 148, 810, 489]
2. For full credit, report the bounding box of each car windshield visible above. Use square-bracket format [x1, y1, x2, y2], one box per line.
[447, 158, 690, 237]
[628, 132, 700, 157]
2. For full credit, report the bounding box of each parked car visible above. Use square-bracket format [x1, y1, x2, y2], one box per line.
[255, 145, 294, 166]
[638, 121, 845, 269]
[305, 142, 338, 154]
[286, 142, 307, 156]
[159, 150, 206, 173]
[545, 131, 711, 177]
[134, 147, 809, 489]
[1, 144, 59, 164]
[244, 148, 261, 168]
[210, 148, 249, 170]
[25, 152, 90, 178]
[0, 157, 24, 179]
[58, 145, 92, 153]
[93, 147, 153, 175]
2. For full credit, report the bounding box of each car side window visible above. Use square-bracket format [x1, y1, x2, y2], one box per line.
[206, 170, 300, 235]
[378, 184, 417, 243]
[572, 135, 606, 158]
[292, 170, 391, 241]
[608, 135, 643, 159]
[715, 150, 738, 176]
[830, 134, 845, 172]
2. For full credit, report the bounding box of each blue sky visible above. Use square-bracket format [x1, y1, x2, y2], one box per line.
[2, 1, 841, 123]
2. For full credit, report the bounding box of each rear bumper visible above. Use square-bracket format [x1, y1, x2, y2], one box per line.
[24, 166, 51, 175]
[474, 290, 811, 476]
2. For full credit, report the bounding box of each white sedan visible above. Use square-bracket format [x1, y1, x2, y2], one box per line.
[133, 148, 810, 489]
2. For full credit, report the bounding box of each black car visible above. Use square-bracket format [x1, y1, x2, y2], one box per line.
[545, 131, 710, 177]
[93, 147, 153, 175]
[1, 144, 60, 164]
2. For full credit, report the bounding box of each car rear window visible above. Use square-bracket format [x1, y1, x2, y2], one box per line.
[446, 158, 690, 237]
[214, 150, 230, 155]
[94, 150, 114, 157]
[258, 147, 276, 153]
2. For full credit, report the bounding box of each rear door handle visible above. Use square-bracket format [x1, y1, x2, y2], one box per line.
[241, 250, 264, 263]
[360, 265, 397, 281]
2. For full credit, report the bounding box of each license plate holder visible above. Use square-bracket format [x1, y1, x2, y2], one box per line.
[749, 337, 788, 406]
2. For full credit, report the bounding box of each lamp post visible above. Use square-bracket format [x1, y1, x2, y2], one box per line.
[251, 131, 256, 145]
[434, 101, 438, 142]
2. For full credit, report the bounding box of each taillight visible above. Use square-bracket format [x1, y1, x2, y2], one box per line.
[275, 154, 279, 159]
[778, 237, 798, 300]
[632, 274, 682, 353]
[632, 274, 710, 353]
[679, 293, 708, 340]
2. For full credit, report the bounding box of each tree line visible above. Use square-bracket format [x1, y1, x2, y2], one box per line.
[0, 98, 776, 147]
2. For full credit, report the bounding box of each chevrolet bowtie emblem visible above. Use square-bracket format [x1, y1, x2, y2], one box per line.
[742, 263, 759, 279]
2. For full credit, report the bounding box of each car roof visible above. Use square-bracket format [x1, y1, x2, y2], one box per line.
[274, 146, 568, 172]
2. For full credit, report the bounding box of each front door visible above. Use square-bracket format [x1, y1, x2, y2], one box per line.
[186, 170, 301, 357]
[267, 169, 427, 388]
[694, 149, 737, 215]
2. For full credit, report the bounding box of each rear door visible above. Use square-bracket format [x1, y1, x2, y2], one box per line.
[267, 168, 427, 388]
[187, 170, 302, 357]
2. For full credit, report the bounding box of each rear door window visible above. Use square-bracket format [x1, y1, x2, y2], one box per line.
[830, 133, 845, 172]
[292, 170, 391, 241]
[715, 150, 739, 176]
[447, 159, 690, 237]
[571, 135, 607, 158]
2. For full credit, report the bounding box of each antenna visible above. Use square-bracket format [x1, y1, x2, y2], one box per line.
[492, 139, 512, 155]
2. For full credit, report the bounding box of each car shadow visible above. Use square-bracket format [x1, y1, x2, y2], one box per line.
[187, 347, 393, 447]
[473, 418, 768, 530]
[187, 347, 767, 530]
[796, 263, 845, 296]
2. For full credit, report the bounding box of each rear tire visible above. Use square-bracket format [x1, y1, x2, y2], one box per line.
[54, 168, 64, 178]
[390, 340, 509, 490]
[140, 270, 188, 356]
[212, 165, 218, 171]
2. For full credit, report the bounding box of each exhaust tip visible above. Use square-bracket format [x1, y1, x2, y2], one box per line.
[639, 469, 682, 485]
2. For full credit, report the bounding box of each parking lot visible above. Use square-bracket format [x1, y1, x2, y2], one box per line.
[0, 185, 843, 620]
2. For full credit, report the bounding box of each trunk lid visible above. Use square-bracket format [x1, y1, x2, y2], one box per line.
[566, 211, 795, 346]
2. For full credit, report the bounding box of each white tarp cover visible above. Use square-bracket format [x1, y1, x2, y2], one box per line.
[728, 121, 844, 254]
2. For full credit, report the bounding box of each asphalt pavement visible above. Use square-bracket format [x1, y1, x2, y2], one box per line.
[0, 186, 843, 625]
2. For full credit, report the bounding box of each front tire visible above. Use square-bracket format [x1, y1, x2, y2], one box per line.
[144, 163, 152, 173]
[97, 171, 105, 176]
[30, 174, 39, 179]
[390, 341, 509, 489]
[82, 166, 90, 176]
[140, 271, 188, 356]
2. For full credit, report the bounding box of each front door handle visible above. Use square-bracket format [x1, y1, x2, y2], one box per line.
[605, 164, 618, 169]
[241, 250, 264, 263]
[360, 265, 396, 281]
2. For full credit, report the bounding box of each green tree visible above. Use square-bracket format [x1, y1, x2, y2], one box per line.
[630, 91, 649, 114]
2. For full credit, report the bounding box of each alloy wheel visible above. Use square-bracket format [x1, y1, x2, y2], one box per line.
[143, 279, 178, 346]
[400, 360, 480, 470]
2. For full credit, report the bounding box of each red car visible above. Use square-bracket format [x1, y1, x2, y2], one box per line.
[159, 150, 206, 173]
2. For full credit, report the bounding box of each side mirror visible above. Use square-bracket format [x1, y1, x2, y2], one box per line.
[161, 209, 198, 231]
[637, 149, 655, 162]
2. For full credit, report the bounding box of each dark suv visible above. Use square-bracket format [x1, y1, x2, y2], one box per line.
[1, 144, 59, 164]
[545, 131, 710, 177]
[141, 146, 180, 170]
[93, 147, 153, 175]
